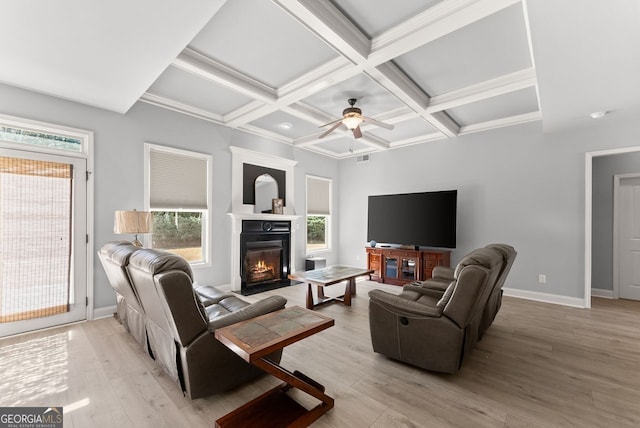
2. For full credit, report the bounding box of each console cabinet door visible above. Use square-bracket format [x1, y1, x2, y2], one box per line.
[366, 247, 451, 286]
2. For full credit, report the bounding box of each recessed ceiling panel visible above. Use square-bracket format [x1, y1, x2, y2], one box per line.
[303, 73, 405, 118]
[368, 117, 438, 142]
[315, 137, 371, 156]
[447, 87, 539, 126]
[189, 0, 338, 88]
[331, 0, 442, 38]
[148, 66, 252, 115]
[249, 111, 321, 139]
[394, 3, 531, 96]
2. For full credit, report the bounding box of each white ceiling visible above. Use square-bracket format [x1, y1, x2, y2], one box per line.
[1, 0, 639, 158]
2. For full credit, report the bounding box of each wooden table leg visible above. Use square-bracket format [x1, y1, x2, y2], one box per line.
[343, 280, 351, 306]
[306, 283, 314, 309]
[349, 278, 356, 296]
[317, 285, 325, 300]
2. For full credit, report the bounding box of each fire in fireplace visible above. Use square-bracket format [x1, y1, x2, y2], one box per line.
[240, 220, 296, 295]
[244, 244, 282, 285]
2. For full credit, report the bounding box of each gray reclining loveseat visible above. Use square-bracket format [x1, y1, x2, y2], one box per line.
[368, 244, 515, 373]
[99, 242, 287, 399]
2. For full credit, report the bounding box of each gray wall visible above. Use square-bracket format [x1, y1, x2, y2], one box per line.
[592, 152, 640, 291]
[338, 109, 640, 300]
[0, 83, 339, 311]
[4, 78, 640, 307]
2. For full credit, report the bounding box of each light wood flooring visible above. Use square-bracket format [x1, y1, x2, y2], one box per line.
[1, 280, 639, 427]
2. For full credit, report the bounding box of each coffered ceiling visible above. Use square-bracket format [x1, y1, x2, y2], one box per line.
[2, 0, 639, 159]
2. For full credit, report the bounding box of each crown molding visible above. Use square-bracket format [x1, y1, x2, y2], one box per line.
[174, 48, 276, 103]
[428, 67, 537, 113]
[139, 92, 224, 125]
[459, 110, 541, 135]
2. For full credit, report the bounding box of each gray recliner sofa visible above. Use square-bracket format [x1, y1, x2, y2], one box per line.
[99, 242, 287, 399]
[418, 244, 517, 338]
[98, 241, 149, 352]
[368, 245, 510, 373]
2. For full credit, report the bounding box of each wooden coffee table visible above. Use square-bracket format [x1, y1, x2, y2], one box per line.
[214, 306, 335, 428]
[289, 265, 374, 310]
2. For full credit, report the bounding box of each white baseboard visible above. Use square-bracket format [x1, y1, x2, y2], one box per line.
[591, 288, 614, 299]
[93, 305, 117, 320]
[503, 287, 586, 308]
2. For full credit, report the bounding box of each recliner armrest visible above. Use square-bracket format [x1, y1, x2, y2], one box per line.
[207, 295, 287, 331]
[368, 289, 443, 318]
[432, 266, 455, 280]
[402, 284, 445, 298]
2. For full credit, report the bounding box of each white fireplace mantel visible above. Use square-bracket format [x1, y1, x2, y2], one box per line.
[228, 147, 300, 291]
[227, 213, 301, 292]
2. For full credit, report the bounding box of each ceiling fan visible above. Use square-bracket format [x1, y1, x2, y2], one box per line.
[319, 98, 394, 139]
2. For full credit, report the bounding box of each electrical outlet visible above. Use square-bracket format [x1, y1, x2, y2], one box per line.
[538, 274, 547, 284]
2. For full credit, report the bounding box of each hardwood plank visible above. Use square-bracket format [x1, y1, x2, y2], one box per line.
[1, 284, 640, 427]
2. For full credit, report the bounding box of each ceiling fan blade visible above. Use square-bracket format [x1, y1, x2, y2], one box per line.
[319, 121, 343, 138]
[352, 125, 363, 139]
[362, 116, 394, 130]
[319, 117, 342, 128]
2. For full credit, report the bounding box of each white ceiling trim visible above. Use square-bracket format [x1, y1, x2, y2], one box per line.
[369, 0, 520, 64]
[427, 67, 537, 113]
[459, 110, 541, 135]
[235, 124, 294, 145]
[174, 48, 276, 103]
[273, 0, 371, 63]
[142, 0, 541, 159]
[139, 93, 224, 125]
[389, 133, 447, 149]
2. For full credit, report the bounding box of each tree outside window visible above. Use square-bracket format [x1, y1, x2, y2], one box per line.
[306, 176, 331, 252]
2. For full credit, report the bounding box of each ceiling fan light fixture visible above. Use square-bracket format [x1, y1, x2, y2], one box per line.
[342, 115, 363, 130]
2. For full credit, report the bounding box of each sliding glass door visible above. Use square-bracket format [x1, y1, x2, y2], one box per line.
[0, 148, 86, 336]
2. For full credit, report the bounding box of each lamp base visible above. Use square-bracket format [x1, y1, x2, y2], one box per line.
[132, 238, 143, 247]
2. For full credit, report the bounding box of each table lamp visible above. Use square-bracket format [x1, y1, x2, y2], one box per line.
[114, 209, 153, 247]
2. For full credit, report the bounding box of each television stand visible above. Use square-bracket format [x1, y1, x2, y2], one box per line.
[365, 247, 451, 286]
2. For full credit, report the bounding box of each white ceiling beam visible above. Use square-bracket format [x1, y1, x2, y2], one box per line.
[459, 110, 541, 135]
[369, 0, 521, 64]
[272, 0, 370, 63]
[139, 92, 225, 125]
[368, 62, 458, 137]
[282, 102, 335, 125]
[224, 102, 279, 127]
[277, 57, 358, 104]
[173, 48, 276, 103]
[235, 124, 294, 145]
[427, 67, 537, 113]
[359, 133, 391, 150]
[389, 133, 447, 148]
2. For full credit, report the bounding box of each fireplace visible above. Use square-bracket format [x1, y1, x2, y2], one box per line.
[240, 220, 297, 295]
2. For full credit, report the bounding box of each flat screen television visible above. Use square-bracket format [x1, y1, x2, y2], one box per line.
[367, 190, 457, 248]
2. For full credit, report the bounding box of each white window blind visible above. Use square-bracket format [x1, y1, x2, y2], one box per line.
[307, 176, 330, 215]
[150, 149, 207, 209]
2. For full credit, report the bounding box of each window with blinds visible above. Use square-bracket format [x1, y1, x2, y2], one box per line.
[147, 145, 211, 264]
[306, 175, 331, 252]
[0, 157, 72, 322]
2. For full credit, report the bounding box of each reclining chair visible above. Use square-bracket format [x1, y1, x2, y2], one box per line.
[127, 248, 287, 399]
[98, 241, 149, 353]
[418, 244, 516, 338]
[368, 246, 505, 373]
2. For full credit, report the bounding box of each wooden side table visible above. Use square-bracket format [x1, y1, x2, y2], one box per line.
[214, 306, 335, 427]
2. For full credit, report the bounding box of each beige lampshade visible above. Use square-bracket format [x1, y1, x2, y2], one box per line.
[114, 210, 153, 235]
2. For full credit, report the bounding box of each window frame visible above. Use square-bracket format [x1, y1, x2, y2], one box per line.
[305, 175, 332, 253]
[144, 143, 212, 267]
